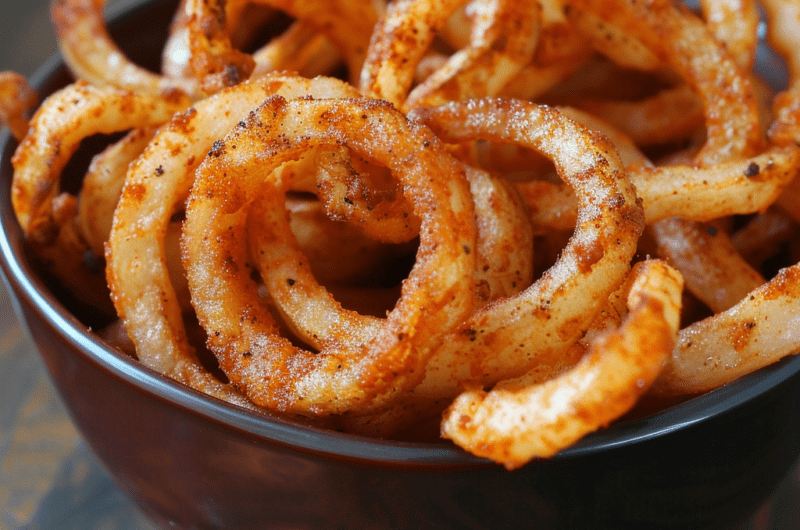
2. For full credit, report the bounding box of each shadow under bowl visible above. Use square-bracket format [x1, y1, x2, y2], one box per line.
[2, 1, 800, 528]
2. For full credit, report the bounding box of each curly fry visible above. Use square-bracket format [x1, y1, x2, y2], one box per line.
[0, 72, 38, 141]
[442, 260, 683, 468]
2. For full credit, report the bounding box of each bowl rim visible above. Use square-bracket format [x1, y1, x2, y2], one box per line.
[2, 0, 800, 470]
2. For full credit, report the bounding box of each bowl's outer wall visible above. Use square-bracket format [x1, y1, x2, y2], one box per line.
[2, 0, 800, 529]
[9, 279, 800, 530]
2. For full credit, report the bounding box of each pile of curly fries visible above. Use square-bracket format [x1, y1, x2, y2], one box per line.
[3, 0, 800, 470]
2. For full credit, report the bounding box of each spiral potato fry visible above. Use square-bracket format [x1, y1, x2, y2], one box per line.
[313, 145, 423, 244]
[185, 0, 378, 91]
[52, 0, 198, 98]
[0, 72, 38, 142]
[106, 74, 360, 408]
[762, 0, 800, 145]
[407, 97, 643, 401]
[652, 263, 800, 397]
[557, 0, 800, 393]
[442, 259, 683, 469]
[699, 0, 759, 71]
[360, 0, 539, 111]
[11, 81, 188, 241]
[77, 128, 155, 257]
[516, 145, 800, 229]
[183, 96, 477, 415]
[283, 195, 417, 286]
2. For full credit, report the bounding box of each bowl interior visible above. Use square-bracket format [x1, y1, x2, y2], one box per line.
[2, 0, 800, 467]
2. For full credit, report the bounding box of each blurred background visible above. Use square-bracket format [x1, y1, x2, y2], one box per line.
[0, 0, 56, 78]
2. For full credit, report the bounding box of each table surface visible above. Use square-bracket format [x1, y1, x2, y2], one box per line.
[0, 1, 799, 529]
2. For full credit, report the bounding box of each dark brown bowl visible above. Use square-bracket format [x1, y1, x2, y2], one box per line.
[2, 1, 800, 528]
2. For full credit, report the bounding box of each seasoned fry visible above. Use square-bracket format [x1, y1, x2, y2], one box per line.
[407, 97, 643, 402]
[652, 263, 800, 397]
[52, 0, 198, 98]
[0, 72, 38, 141]
[361, 0, 539, 111]
[183, 96, 477, 414]
[77, 128, 155, 257]
[651, 218, 765, 313]
[571, 84, 705, 147]
[761, 0, 800, 145]
[442, 260, 683, 469]
[105, 74, 360, 407]
[185, 0, 377, 90]
[699, 0, 759, 71]
[11, 81, 188, 241]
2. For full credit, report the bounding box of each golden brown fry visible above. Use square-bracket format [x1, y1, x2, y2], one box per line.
[247, 180, 386, 355]
[407, 98, 643, 404]
[0, 72, 38, 141]
[563, 0, 773, 331]
[78, 128, 155, 257]
[442, 260, 683, 468]
[11, 81, 188, 242]
[314, 145, 422, 244]
[463, 163, 535, 304]
[563, 0, 763, 163]
[562, 2, 663, 71]
[285, 194, 417, 285]
[52, 0, 198, 98]
[651, 263, 800, 397]
[183, 96, 477, 415]
[650, 218, 764, 313]
[106, 74, 361, 408]
[762, 0, 800, 144]
[634, 146, 800, 223]
[361, 0, 539, 111]
[699, 0, 759, 71]
[183, 0, 256, 94]
[252, 0, 378, 81]
[185, 0, 377, 90]
[515, 138, 800, 231]
[572, 84, 705, 147]
[251, 22, 342, 79]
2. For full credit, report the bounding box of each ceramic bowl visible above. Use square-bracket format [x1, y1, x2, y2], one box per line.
[2, 1, 800, 528]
